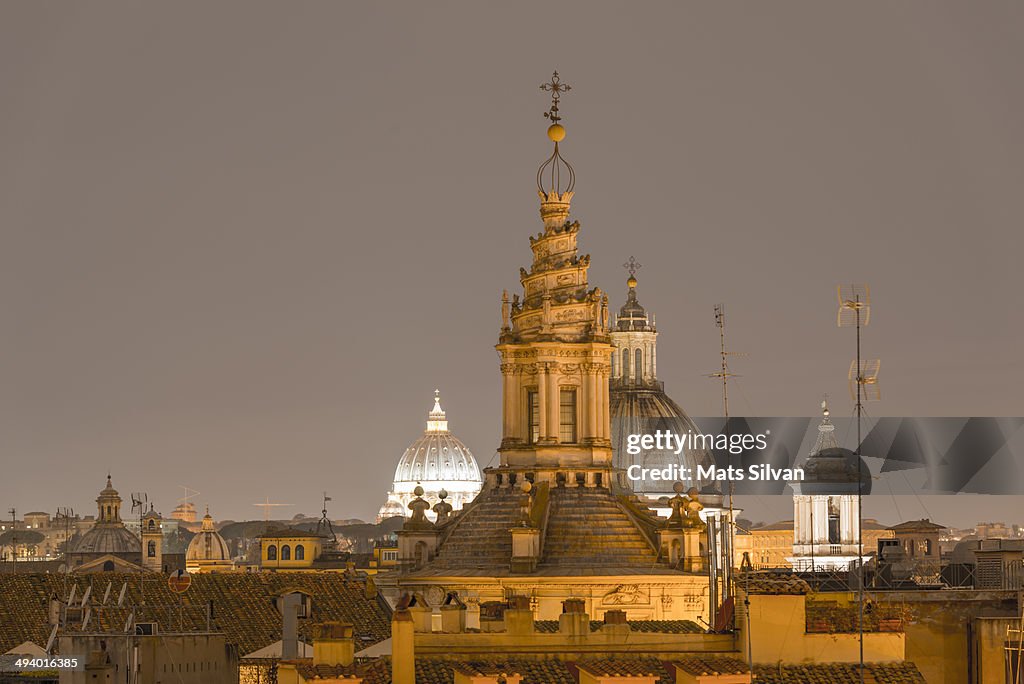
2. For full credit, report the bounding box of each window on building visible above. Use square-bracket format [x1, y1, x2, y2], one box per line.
[635, 348, 643, 381]
[527, 390, 540, 444]
[281, 545, 291, 561]
[267, 545, 277, 561]
[147, 541, 156, 557]
[559, 389, 577, 443]
[622, 349, 630, 379]
[295, 545, 304, 561]
[827, 498, 840, 545]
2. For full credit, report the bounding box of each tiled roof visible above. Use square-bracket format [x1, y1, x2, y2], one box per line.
[737, 572, 811, 595]
[366, 658, 672, 684]
[0, 572, 390, 657]
[753, 662, 926, 683]
[888, 519, 946, 531]
[292, 661, 362, 679]
[532, 619, 702, 634]
[578, 658, 665, 676]
[673, 656, 750, 676]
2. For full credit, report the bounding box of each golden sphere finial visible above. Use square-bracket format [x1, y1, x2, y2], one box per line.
[627, 275, 638, 288]
[547, 123, 566, 142]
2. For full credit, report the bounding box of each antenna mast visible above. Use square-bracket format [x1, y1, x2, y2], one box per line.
[708, 305, 742, 619]
[7, 508, 16, 574]
[131, 492, 148, 607]
[837, 283, 879, 683]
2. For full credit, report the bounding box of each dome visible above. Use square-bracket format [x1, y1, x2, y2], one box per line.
[379, 391, 482, 521]
[71, 525, 140, 555]
[186, 510, 230, 563]
[392, 392, 481, 488]
[71, 475, 140, 556]
[610, 386, 714, 495]
[791, 403, 872, 495]
[798, 447, 872, 495]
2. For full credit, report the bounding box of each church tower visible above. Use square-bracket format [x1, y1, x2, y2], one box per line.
[496, 72, 613, 473]
[608, 265, 714, 499]
[789, 401, 870, 571]
[141, 504, 163, 573]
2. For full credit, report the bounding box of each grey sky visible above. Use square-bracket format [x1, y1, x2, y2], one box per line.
[2, 2, 1022, 528]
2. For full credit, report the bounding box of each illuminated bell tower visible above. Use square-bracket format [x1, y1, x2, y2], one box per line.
[496, 72, 613, 471]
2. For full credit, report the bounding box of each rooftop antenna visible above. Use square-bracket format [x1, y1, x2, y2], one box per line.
[837, 283, 878, 683]
[7, 508, 16, 573]
[707, 305, 744, 630]
[253, 497, 294, 522]
[130, 492, 148, 606]
[177, 486, 200, 514]
[44, 625, 58, 654]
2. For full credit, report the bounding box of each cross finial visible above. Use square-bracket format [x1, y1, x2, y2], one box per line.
[623, 256, 642, 278]
[540, 71, 571, 124]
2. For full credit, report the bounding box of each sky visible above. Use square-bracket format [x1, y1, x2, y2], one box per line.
[2, 2, 1022, 528]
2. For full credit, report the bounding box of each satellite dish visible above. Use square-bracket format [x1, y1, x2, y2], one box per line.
[117, 583, 127, 607]
[44, 625, 57, 653]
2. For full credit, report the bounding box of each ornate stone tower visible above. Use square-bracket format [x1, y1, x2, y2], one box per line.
[496, 72, 613, 474]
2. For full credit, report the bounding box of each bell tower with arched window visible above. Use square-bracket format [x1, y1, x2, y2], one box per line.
[140, 504, 163, 573]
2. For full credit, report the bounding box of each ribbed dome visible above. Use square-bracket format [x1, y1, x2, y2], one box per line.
[610, 386, 714, 495]
[186, 512, 230, 562]
[379, 391, 482, 522]
[71, 475, 140, 555]
[393, 393, 481, 486]
[72, 525, 141, 555]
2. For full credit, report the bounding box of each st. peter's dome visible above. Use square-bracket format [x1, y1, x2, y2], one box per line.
[377, 391, 482, 522]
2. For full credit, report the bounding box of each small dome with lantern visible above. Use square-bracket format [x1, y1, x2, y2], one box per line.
[185, 506, 233, 572]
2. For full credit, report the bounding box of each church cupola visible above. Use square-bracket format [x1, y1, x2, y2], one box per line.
[610, 259, 657, 386]
[96, 475, 123, 525]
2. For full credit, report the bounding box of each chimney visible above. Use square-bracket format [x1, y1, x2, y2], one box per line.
[601, 609, 631, 637]
[392, 607, 415, 684]
[505, 595, 535, 635]
[281, 593, 301, 659]
[313, 622, 355, 667]
[558, 598, 589, 637]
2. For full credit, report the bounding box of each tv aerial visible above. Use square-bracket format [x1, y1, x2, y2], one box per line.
[836, 282, 879, 682]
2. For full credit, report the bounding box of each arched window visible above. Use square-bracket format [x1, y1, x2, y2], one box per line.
[267, 545, 277, 561]
[281, 545, 291, 561]
[622, 349, 630, 379]
[635, 348, 643, 381]
[147, 540, 156, 557]
[295, 545, 305, 561]
[148, 519, 156, 530]
[102, 560, 115, 572]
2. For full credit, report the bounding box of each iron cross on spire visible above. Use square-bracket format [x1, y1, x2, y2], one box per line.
[623, 256, 642, 278]
[540, 71, 572, 123]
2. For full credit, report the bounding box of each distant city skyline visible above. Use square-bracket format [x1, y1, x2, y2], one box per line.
[3, 3, 1023, 526]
